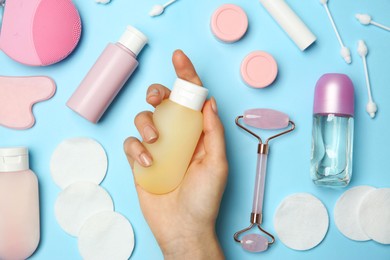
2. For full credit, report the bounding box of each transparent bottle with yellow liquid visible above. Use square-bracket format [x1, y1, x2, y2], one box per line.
[134, 78, 208, 194]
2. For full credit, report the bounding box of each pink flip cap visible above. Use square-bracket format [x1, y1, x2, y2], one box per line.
[211, 4, 248, 43]
[241, 51, 278, 88]
[314, 74, 354, 117]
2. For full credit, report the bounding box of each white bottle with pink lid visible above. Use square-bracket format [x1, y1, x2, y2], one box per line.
[0, 147, 40, 260]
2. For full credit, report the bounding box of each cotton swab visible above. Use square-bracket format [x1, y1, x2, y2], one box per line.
[149, 0, 178, 17]
[0, 0, 4, 25]
[320, 0, 352, 64]
[357, 40, 377, 119]
[95, 0, 111, 4]
[356, 14, 390, 32]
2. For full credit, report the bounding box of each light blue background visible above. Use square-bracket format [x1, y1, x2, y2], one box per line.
[1, 0, 389, 259]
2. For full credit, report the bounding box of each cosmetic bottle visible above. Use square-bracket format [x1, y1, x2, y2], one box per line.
[134, 78, 208, 194]
[258, 0, 316, 51]
[0, 147, 40, 259]
[310, 74, 354, 187]
[67, 25, 148, 123]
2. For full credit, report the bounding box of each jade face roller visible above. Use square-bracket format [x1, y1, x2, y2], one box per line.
[234, 108, 295, 252]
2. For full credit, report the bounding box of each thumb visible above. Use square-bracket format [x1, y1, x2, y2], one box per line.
[202, 97, 227, 163]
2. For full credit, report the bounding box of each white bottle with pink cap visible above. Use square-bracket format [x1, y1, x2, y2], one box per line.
[0, 147, 40, 260]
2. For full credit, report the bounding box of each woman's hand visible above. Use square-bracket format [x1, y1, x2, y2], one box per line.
[124, 50, 228, 259]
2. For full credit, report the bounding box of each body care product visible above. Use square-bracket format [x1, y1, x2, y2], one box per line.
[0, 147, 40, 259]
[134, 78, 208, 194]
[258, 0, 316, 51]
[210, 4, 248, 43]
[67, 26, 148, 123]
[311, 74, 354, 187]
[240, 51, 278, 88]
[0, 0, 81, 66]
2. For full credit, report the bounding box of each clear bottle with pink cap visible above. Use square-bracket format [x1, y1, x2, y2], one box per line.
[0, 147, 40, 259]
[310, 73, 354, 187]
[67, 25, 148, 123]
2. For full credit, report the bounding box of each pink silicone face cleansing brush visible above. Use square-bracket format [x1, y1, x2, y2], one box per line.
[0, 0, 81, 66]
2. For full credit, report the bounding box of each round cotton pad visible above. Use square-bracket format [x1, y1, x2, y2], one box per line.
[50, 138, 107, 189]
[359, 188, 390, 244]
[78, 211, 135, 260]
[210, 4, 248, 43]
[241, 51, 278, 88]
[334, 185, 376, 241]
[54, 182, 114, 236]
[274, 193, 329, 251]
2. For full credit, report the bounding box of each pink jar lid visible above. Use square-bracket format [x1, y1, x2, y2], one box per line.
[210, 4, 248, 43]
[240, 51, 278, 88]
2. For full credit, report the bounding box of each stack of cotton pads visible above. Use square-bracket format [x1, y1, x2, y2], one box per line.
[334, 186, 390, 244]
[50, 138, 135, 259]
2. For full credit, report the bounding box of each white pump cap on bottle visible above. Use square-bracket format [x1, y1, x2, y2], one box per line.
[118, 26, 148, 56]
[0, 147, 29, 172]
[169, 78, 209, 111]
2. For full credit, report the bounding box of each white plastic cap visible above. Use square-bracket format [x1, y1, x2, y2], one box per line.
[0, 147, 29, 172]
[118, 26, 148, 56]
[169, 78, 208, 111]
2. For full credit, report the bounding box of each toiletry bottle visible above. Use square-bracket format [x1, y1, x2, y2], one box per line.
[134, 78, 208, 194]
[258, 0, 316, 51]
[0, 147, 40, 259]
[67, 25, 148, 123]
[310, 74, 354, 187]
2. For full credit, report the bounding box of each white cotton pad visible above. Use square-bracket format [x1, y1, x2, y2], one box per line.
[50, 138, 108, 189]
[334, 185, 376, 241]
[274, 193, 329, 251]
[54, 182, 114, 237]
[78, 211, 135, 260]
[359, 188, 390, 244]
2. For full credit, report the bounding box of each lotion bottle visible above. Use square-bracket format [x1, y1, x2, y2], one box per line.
[258, 0, 317, 51]
[310, 74, 354, 187]
[134, 78, 208, 194]
[0, 147, 40, 260]
[67, 25, 148, 123]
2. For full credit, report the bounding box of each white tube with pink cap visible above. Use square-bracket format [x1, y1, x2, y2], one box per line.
[258, 0, 317, 51]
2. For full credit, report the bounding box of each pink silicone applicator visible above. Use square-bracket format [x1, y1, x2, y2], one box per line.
[0, 0, 81, 66]
[234, 109, 295, 252]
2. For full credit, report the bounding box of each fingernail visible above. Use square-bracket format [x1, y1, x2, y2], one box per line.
[211, 97, 218, 114]
[147, 88, 160, 98]
[139, 153, 152, 167]
[143, 125, 157, 142]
